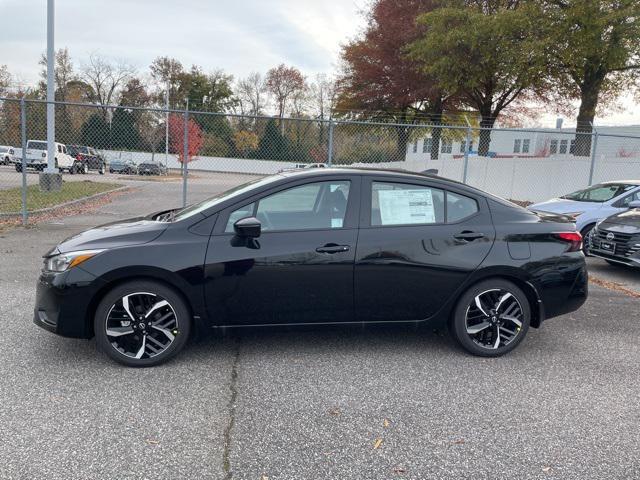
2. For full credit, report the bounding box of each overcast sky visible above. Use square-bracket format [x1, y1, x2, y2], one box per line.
[0, 0, 638, 125]
[0, 0, 367, 85]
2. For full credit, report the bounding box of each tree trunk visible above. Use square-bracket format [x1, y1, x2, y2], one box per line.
[394, 125, 411, 163]
[429, 101, 444, 160]
[477, 109, 495, 157]
[574, 76, 603, 157]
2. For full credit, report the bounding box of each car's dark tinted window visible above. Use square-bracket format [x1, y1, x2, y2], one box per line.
[447, 191, 479, 222]
[371, 182, 444, 226]
[226, 181, 351, 232]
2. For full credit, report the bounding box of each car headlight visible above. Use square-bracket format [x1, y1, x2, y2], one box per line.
[564, 211, 585, 219]
[44, 249, 104, 272]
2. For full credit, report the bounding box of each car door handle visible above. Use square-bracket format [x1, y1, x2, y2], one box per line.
[316, 244, 350, 254]
[453, 231, 484, 241]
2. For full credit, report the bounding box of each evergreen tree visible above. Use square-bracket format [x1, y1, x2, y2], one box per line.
[257, 118, 289, 160]
[80, 114, 109, 149]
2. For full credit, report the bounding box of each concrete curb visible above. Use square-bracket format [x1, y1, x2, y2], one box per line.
[0, 186, 129, 218]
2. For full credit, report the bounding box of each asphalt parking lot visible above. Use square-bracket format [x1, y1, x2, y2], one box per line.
[1, 172, 639, 479]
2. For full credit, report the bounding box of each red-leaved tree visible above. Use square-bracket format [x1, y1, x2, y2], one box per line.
[168, 113, 204, 164]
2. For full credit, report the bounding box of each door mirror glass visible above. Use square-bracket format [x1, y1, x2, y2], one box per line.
[628, 200, 640, 209]
[234, 216, 261, 238]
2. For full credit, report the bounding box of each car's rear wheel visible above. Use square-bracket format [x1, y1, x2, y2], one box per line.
[99, 163, 106, 175]
[450, 279, 530, 357]
[94, 280, 191, 367]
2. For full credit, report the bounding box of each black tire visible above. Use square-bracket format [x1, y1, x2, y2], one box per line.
[94, 280, 191, 367]
[449, 279, 531, 357]
[15, 163, 22, 173]
[581, 224, 595, 256]
[99, 163, 106, 175]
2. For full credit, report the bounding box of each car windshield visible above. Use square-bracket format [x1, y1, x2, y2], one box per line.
[561, 183, 637, 202]
[0, 147, 8, 153]
[172, 175, 283, 221]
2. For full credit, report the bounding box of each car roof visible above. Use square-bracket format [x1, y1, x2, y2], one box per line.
[599, 180, 640, 186]
[280, 166, 480, 191]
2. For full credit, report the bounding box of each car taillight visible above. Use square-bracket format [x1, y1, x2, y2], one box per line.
[554, 232, 583, 252]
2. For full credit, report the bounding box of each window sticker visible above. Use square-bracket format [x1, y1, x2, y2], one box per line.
[378, 189, 435, 225]
[331, 218, 343, 228]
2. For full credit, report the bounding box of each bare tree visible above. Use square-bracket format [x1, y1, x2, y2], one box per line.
[309, 74, 337, 120]
[265, 64, 306, 121]
[81, 53, 135, 115]
[235, 72, 268, 117]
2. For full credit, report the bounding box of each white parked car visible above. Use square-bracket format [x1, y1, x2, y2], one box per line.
[528, 181, 640, 250]
[0, 145, 15, 165]
[15, 140, 75, 173]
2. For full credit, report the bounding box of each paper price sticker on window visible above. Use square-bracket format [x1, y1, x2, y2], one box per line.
[378, 189, 435, 225]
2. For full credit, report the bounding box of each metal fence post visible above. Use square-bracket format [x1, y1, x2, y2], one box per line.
[462, 122, 472, 184]
[327, 117, 334, 167]
[20, 97, 28, 225]
[588, 124, 599, 186]
[182, 103, 189, 208]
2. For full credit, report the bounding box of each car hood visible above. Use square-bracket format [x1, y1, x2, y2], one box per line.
[53, 216, 168, 254]
[599, 209, 640, 232]
[528, 198, 602, 214]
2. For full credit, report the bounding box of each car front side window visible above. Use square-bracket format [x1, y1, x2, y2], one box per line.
[225, 181, 351, 233]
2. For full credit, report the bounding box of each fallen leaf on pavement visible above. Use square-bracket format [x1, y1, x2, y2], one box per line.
[393, 466, 407, 474]
[542, 466, 553, 473]
[383, 419, 390, 428]
[146, 439, 160, 445]
[373, 438, 383, 449]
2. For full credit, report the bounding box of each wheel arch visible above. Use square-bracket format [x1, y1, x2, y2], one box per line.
[85, 268, 202, 338]
[447, 269, 544, 328]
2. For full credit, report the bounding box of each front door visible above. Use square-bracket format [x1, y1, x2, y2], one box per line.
[204, 177, 360, 325]
[354, 178, 495, 322]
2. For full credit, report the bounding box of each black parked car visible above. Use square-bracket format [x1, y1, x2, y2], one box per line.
[67, 145, 107, 174]
[138, 162, 168, 175]
[34, 169, 588, 367]
[109, 159, 138, 175]
[588, 200, 640, 267]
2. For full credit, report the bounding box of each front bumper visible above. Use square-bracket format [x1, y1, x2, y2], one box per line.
[33, 267, 104, 339]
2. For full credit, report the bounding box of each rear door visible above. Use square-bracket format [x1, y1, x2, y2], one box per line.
[354, 176, 496, 322]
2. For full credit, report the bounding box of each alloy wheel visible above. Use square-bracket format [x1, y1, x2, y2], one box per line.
[105, 292, 179, 360]
[464, 288, 524, 350]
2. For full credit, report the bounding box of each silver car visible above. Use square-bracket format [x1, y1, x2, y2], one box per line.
[528, 181, 640, 246]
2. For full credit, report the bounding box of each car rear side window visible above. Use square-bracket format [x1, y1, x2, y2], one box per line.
[225, 181, 351, 232]
[371, 182, 445, 226]
[446, 191, 478, 222]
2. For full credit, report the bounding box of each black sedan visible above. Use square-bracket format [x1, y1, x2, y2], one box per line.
[138, 162, 168, 175]
[588, 200, 640, 267]
[34, 169, 588, 367]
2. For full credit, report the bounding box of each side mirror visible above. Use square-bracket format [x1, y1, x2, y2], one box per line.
[628, 200, 640, 209]
[234, 217, 261, 238]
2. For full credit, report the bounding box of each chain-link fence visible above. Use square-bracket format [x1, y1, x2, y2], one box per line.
[2, 97, 640, 222]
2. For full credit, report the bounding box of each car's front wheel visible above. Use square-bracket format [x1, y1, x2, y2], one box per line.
[449, 279, 531, 357]
[581, 224, 595, 256]
[94, 280, 191, 367]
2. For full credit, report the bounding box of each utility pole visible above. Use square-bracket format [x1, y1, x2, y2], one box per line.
[164, 85, 169, 169]
[42, 0, 61, 191]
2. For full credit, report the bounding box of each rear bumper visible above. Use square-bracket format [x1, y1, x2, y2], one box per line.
[535, 255, 588, 321]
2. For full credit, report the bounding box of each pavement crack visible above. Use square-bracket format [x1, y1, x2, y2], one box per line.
[222, 337, 241, 480]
